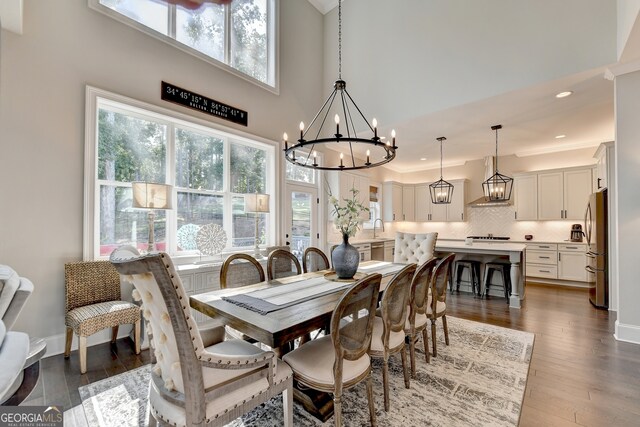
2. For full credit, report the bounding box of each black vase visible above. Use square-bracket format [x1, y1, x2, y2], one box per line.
[332, 234, 359, 279]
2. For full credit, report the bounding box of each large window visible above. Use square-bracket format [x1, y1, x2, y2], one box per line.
[86, 88, 276, 260]
[90, 0, 276, 89]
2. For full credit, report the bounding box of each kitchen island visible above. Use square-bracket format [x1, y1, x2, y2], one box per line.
[435, 240, 527, 309]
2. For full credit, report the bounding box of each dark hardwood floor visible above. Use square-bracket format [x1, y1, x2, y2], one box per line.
[21, 283, 640, 426]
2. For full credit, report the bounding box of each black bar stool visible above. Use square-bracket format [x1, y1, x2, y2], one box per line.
[482, 262, 511, 301]
[453, 260, 481, 295]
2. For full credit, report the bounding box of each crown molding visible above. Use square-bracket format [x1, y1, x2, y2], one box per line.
[307, 0, 339, 15]
[604, 58, 640, 80]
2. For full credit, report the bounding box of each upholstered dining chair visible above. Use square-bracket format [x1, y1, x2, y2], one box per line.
[64, 260, 141, 374]
[302, 247, 330, 273]
[428, 253, 456, 357]
[393, 232, 438, 264]
[405, 257, 439, 375]
[267, 249, 302, 280]
[110, 247, 293, 427]
[283, 273, 382, 427]
[370, 263, 416, 412]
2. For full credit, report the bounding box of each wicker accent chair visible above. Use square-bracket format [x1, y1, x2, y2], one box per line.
[64, 260, 141, 374]
[428, 253, 456, 357]
[405, 257, 439, 375]
[370, 263, 416, 412]
[283, 273, 381, 427]
[302, 247, 330, 273]
[267, 249, 302, 280]
[110, 247, 293, 427]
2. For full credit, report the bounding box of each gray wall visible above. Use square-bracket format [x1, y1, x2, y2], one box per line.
[0, 0, 324, 343]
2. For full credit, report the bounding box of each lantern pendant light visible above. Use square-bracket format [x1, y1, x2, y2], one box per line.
[429, 137, 454, 204]
[482, 124, 513, 201]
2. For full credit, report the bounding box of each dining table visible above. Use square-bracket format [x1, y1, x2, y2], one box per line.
[189, 260, 407, 421]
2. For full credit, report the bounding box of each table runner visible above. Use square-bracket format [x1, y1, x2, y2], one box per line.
[222, 261, 405, 315]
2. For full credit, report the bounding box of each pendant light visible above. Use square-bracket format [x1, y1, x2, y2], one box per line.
[429, 137, 454, 204]
[282, 0, 396, 171]
[482, 124, 513, 201]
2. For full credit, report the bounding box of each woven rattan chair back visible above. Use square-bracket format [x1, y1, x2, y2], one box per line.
[64, 260, 122, 313]
[331, 273, 381, 363]
[267, 249, 302, 280]
[220, 253, 265, 289]
[410, 257, 439, 316]
[432, 253, 456, 304]
[302, 247, 330, 273]
[381, 263, 416, 335]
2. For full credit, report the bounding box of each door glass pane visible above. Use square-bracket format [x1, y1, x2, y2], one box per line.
[291, 191, 312, 261]
[232, 196, 266, 249]
[100, 0, 169, 35]
[286, 161, 315, 184]
[176, 3, 225, 61]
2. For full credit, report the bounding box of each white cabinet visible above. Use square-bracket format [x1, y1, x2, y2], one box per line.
[514, 174, 537, 221]
[414, 180, 466, 222]
[402, 185, 415, 221]
[384, 240, 394, 262]
[557, 244, 587, 281]
[525, 243, 558, 279]
[594, 142, 614, 191]
[328, 171, 370, 221]
[537, 168, 592, 220]
[383, 182, 414, 222]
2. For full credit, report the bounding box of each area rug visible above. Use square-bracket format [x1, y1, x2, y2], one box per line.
[79, 317, 534, 427]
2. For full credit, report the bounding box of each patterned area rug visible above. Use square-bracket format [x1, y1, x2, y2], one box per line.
[79, 316, 534, 426]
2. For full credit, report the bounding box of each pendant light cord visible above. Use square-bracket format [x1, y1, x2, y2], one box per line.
[338, 0, 342, 79]
[440, 138, 444, 179]
[495, 127, 499, 173]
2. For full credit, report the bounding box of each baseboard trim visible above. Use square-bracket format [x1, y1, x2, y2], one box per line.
[526, 278, 589, 288]
[43, 325, 134, 358]
[614, 320, 640, 344]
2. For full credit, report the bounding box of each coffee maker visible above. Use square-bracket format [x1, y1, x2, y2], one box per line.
[570, 224, 584, 242]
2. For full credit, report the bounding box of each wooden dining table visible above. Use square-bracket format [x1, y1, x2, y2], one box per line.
[189, 260, 406, 421]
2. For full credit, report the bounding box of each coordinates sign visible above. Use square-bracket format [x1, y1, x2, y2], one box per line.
[161, 81, 248, 127]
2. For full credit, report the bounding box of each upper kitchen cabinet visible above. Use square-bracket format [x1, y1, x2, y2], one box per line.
[514, 174, 538, 220]
[327, 171, 370, 221]
[415, 185, 447, 222]
[594, 141, 614, 192]
[383, 181, 415, 222]
[447, 179, 467, 222]
[537, 167, 592, 220]
[402, 185, 415, 221]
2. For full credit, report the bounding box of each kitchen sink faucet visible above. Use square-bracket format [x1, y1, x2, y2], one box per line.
[373, 218, 385, 238]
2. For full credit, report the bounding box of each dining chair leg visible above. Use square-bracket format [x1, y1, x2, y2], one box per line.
[283, 385, 293, 427]
[134, 320, 141, 354]
[79, 336, 87, 374]
[111, 326, 119, 343]
[422, 328, 430, 364]
[366, 373, 377, 427]
[333, 392, 343, 427]
[382, 355, 390, 412]
[431, 319, 438, 357]
[442, 315, 450, 346]
[409, 333, 417, 377]
[400, 346, 410, 389]
[148, 412, 157, 427]
[64, 327, 73, 359]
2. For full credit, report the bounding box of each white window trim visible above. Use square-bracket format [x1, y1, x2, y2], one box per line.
[87, 0, 280, 94]
[84, 85, 279, 261]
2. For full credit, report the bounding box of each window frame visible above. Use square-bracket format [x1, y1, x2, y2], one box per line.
[84, 85, 279, 261]
[88, 0, 279, 94]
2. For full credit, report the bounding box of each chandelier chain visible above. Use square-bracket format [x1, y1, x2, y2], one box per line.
[338, 0, 342, 79]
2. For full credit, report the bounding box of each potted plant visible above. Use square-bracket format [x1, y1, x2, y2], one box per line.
[328, 186, 369, 279]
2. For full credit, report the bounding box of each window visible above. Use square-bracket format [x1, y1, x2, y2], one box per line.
[85, 88, 276, 260]
[91, 0, 276, 89]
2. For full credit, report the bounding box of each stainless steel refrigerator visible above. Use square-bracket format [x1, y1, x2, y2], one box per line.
[585, 189, 608, 309]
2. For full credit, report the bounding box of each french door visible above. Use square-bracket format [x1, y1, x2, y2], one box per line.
[284, 183, 319, 262]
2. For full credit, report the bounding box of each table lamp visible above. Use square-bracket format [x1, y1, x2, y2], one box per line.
[244, 193, 270, 258]
[132, 182, 173, 252]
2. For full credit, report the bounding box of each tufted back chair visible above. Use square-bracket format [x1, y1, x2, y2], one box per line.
[393, 232, 438, 264]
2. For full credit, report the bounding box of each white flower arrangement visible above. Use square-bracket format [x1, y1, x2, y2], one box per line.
[327, 185, 369, 238]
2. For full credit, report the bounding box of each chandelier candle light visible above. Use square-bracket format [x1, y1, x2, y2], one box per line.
[283, 0, 396, 171]
[132, 182, 173, 252]
[482, 124, 514, 201]
[429, 136, 454, 204]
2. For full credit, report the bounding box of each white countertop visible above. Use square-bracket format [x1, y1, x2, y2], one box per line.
[436, 240, 526, 252]
[438, 238, 585, 245]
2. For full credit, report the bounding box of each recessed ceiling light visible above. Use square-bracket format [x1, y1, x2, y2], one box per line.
[555, 91, 573, 98]
[420, 157, 427, 161]
[555, 134, 566, 139]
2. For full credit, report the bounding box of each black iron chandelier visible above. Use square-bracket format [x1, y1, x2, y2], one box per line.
[282, 0, 396, 171]
[482, 124, 513, 201]
[429, 137, 454, 204]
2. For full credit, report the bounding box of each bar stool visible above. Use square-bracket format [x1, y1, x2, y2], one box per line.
[482, 262, 511, 301]
[453, 260, 481, 295]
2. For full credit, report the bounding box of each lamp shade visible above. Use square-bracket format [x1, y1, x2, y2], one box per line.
[245, 193, 270, 213]
[132, 182, 173, 209]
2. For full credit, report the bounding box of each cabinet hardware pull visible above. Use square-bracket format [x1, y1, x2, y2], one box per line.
[393, 214, 395, 220]
[540, 256, 550, 259]
[540, 270, 550, 273]
[540, 245, 549, 248]
[566, 246, 577, 249]
[597, 178, 602, 189]
[461, 213, 464, 220]
[515, 212, 517, 220]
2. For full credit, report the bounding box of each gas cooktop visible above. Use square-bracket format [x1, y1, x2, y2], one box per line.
[467, 236, 511, 240]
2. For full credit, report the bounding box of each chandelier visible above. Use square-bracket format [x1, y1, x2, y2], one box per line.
[283, 0, 396, 171]
[429, 137, 454, 204]
[482, 124, 513, 201]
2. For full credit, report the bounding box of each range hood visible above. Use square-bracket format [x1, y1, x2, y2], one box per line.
[467, 156, 513, 208]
